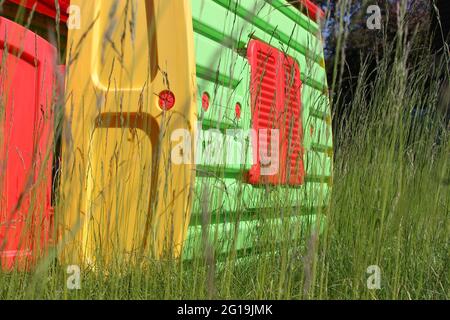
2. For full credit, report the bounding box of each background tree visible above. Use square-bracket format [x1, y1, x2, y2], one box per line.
[432, 0, 450, 51]
[294, 0, 447, 133]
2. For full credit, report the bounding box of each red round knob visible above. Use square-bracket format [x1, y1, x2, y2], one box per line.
[235, 103, 241, 120]
[202, 92, 210, 111]
[158, 90, 176, 110]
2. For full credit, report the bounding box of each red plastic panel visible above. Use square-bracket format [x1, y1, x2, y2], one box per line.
[7, 0, 70, 22]
[247, 39, 305, 186]
[299, 0, 325, 22]
[0, 17, 56, 270]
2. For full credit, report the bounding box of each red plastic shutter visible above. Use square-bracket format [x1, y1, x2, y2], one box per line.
[7, 0, 70, 22]
[247, 39, 305, 186]
[0, 17, 56, 270]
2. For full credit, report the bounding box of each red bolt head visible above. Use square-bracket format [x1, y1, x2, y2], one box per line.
[158, 90, 176, 110]
[235, 103, 241, 120]
[202, 92, 210, 111]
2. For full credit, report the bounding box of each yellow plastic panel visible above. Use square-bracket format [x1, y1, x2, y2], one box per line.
[59, 0, 197, 266]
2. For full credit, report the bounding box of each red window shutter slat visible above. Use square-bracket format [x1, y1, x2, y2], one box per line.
[247, 39, 305, 186]
[282, 56, 305, 185]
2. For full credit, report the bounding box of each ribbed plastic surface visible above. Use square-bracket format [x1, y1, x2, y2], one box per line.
[247, 39, 304, 186]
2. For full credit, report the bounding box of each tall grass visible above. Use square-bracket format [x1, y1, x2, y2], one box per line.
[0, 0, 448, 299]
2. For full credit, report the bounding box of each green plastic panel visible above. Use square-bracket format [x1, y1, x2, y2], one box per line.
[185, 0, 333, 258]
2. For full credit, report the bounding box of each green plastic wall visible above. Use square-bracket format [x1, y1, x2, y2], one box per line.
[183, 0, 333, 259]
